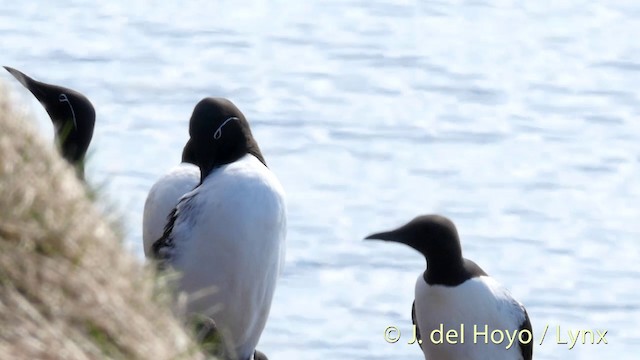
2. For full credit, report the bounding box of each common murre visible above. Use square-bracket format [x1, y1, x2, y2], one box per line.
[142, 142, 199, 257]
[365, 214, 533, 360]
[151, 97, 286, 360]
[3, 66, 95, 180]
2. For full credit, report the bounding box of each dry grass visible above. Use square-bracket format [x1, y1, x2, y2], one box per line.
[0, 80, 208, 360]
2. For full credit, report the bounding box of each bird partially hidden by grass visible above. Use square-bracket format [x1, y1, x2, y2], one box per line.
[191, 315, 267, 360]
[3, 66, 95, 181]
[151, 98, 285, 360]
[1, 71, 245, 359]
[0, 76, 211, 359]
[3, 65, 119, 239]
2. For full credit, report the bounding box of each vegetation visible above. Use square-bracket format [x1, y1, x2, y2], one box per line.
[0, 80, 209, 360]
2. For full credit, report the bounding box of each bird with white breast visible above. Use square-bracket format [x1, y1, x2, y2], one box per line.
[365, 214, 532, 360]
[151, 97, 286, 360]
[142, 141, 200, 257]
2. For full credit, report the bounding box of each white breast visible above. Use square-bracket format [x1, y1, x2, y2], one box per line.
[142, 163, 200, 257]
[414, 276, 528, 360]
[168, 154, 286, 360]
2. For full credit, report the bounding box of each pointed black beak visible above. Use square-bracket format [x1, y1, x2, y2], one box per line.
[4, 66, 46, 100]
[4, 66, 29, 84]
[364, 229, 401, 242]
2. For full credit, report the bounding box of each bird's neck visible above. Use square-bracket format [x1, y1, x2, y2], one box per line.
[56, 135, 87, 181]
[423, 248, 467, 286]
[198, 151, 246, 183]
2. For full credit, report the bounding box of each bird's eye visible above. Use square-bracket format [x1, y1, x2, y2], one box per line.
[58, 93, 77, 129]
[213, 117, 239, 140]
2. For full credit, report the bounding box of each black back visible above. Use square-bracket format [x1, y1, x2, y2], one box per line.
[151, 192, 196, 267]
[411, 301, 424, 352]
[519, 309, 533, 360]
[424, 258, 488, 286]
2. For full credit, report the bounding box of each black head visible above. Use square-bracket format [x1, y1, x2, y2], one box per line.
[365, 214, 467, 271]
[187, 97, 265, 181]
[365, 215, 489, 285]
[365, 214, 461, 257]
[4, 66, 95, 175]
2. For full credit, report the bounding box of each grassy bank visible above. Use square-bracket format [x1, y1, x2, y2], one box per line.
[0, 80, 207, 360]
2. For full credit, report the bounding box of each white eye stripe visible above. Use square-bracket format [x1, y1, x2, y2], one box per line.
[214, 117, 239, 140]
[58, 93, 77, 129]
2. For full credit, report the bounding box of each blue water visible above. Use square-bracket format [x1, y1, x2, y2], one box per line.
[2, 1, 639, 359]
